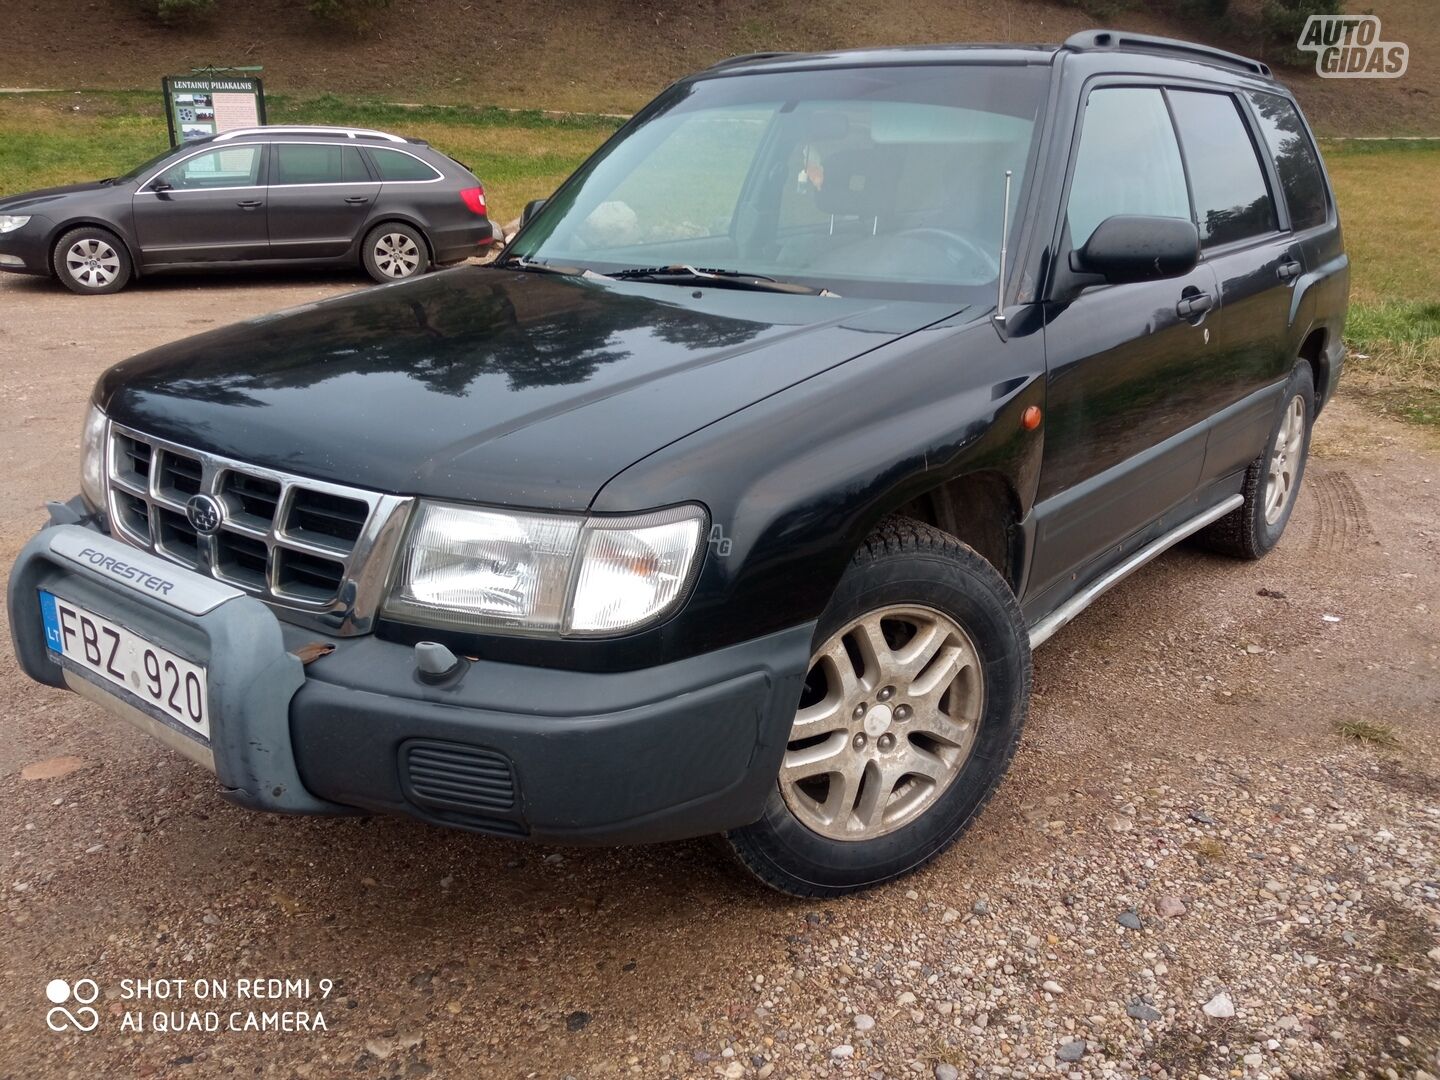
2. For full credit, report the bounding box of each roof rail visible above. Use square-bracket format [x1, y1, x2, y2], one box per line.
[1062, 29, 1272, 79]
[213, 125, 407, 143]
[706, 51, 798, 71]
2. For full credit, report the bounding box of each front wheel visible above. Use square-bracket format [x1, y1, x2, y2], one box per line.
[362, 223, 430, 283]
[52, 227, 132, 294]
[724, 518, 1032, 896]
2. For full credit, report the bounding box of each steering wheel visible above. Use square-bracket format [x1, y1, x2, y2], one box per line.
[891, 227, 1000, 279]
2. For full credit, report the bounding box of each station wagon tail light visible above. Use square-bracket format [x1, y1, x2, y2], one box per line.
[459, 186, 487, 216]
[383, 502, 707, 637]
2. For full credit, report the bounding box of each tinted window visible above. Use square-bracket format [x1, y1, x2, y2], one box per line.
[1167, 90, 1276, 247]
[369, 149, 441, 181]
[1067, 88, 1190, 248]
[1246, 91, 1329, 231]
[272, 144, 369, 185]
[157, 146, 262, 190]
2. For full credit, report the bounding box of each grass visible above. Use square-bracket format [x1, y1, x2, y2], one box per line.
[1322, 139, 1440, 427]
[0, 95, 1436, 427]
[1335, 718, 1402, 749]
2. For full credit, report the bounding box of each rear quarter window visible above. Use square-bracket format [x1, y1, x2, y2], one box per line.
[1167, 90, 1277, 247]
[368, 148, 442, 181]
[1245, 91, 1330, 231]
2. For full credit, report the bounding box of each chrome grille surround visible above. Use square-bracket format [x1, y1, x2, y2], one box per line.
[103, 421, 412, 635]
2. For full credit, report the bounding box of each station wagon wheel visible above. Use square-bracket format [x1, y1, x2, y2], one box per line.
[362, 222, 431, 284]
[725, 517, 1031, 897]
[51, 225, 133, 295]
[780, 605, 984, 841]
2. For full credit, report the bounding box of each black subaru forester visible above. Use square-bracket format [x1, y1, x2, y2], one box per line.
[9, 31, 1347, 895]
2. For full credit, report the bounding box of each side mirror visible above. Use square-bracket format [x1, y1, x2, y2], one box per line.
[1072, 215, 1199, 285]
[149, 180, 173, 194]
[520, 198, 546, 227]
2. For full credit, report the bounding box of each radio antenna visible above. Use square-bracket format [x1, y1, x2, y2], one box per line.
[994, 170, 1013, 327]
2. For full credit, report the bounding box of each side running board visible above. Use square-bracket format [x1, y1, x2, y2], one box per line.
[1028, 494, 1244, 649]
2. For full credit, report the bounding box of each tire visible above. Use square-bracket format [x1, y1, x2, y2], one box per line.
[724, 517, 1032, 896]
[361, 222, 430, 283]
[52, 226, 132, 295]
[1195, 363, 1315, 560]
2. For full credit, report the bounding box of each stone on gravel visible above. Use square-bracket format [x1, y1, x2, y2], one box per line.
[853, 1013, 875, 1032]
[1042, 980, 1064, 995]
[1157, 894, 1187, 917]
[1117, 910, 1143, 930]
[830, 1044, 854, 1059]
[1126, 1002, 1162, 1021]
[1057, 1038, 1087, 1062]
[1202, 992, 1235, 1019]
[19, 756, 90, 780]
[935, 1065, 959, 1080]
[565, 1011, 590, 1032]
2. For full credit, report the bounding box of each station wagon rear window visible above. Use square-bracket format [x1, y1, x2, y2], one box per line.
[1245, 91, 1329, 231]
[368, 148, 441, 181]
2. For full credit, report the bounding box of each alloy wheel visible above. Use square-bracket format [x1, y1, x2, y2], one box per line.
[779, 604, 985, 841]
[1264, 394, 1306, 525]
[66, 239, 121, 289]
[373, 233, 421, 278]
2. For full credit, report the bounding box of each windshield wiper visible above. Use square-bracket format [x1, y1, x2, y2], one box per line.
[502, 256, 589, 277]
[609, 264, 834, 296]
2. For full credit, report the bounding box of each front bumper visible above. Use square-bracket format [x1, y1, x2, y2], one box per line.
[9, 518, 812, 844]
[0, 215, 56, 276]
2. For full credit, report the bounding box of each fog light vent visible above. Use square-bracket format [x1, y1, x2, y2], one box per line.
[402, 740, 516, 816]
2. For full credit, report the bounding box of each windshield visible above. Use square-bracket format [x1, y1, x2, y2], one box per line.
[509, 63, 1049, 301]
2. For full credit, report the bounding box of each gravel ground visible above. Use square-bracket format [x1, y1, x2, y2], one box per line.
[0, 270, 1437, 1079]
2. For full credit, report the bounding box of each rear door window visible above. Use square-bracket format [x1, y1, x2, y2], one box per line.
[1166, 90, 1277, 247]
[1245, 91, 1329, 231]
[368, 148, 442, 181]
[272, 144, 369, 185]
[1066, 87, 1191, 249]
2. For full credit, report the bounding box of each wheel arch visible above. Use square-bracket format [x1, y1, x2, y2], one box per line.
[885, 470, 1025, 595]
[47, 219, 139, 279]
[359, 215, 435, 264]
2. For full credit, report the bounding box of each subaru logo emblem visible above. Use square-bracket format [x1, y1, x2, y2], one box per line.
[185, 493, 224, 536]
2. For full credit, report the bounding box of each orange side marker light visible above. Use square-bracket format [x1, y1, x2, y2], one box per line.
[1021, 405, 1043, 431]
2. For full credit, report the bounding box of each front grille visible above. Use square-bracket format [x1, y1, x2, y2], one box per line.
[104, 423, 411, 635]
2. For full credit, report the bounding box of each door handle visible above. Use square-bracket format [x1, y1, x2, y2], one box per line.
[236, 199, 263, 210]
[1277, 257, 1302, 281]
[1176, 292, 1214, 318]
[344, 196, 371, 205]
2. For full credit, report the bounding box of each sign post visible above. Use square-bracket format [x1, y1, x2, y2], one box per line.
[162, 68, 266, 146]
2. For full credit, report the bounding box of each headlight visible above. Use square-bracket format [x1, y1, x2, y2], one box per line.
[79, 404, 108, 511]
[0, 215, 31, 233]
[383, 501, 707, 637]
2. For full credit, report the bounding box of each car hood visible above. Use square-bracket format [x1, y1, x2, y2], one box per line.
[0, 179, 118, 213]
[98, 266, 958, 510]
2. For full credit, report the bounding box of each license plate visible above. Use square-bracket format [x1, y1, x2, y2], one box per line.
[40, 591, 211, 741]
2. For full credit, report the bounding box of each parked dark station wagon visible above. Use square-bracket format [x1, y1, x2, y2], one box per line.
[0, 125, 494, 292]
[9, 31, 1347, 894]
